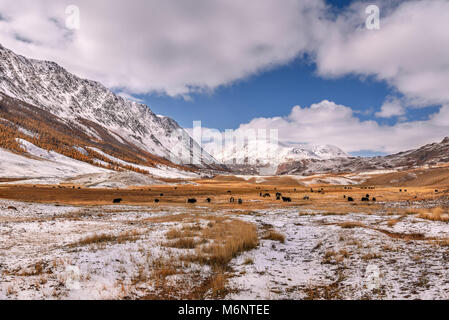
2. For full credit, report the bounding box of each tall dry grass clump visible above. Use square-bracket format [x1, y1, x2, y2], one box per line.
[179, 218, 259, 269]
[262, 230, 285, 243]
[417, 207, 449, 222]
[203, 220, 259, 267]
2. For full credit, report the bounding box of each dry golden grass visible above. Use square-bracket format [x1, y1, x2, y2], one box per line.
[387, 218, 400, 227]
[304, 270, 346, 300]
[209, 272, 227, 297]
[322, 249, 351, 265]
[180, 218, 259, 269]
[262, 230, 286, 243]
[165, 237, 198, 249]
[362, 252, 381, 260]
[339, 221, 365, 229]
[417, 207, 449, 222]
[69, 230, 141, 247]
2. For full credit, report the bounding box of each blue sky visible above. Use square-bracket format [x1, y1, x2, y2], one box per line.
[139, 57, 440, 131]
[138, 58, 392, 130]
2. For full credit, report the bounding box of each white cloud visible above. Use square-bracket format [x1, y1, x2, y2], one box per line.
[198, 101, 449, 155]
[0, 0, 325, 97]
[1, 0, 448, 108]
[315, 0, 449, 107]
[375, 97, 405, 118]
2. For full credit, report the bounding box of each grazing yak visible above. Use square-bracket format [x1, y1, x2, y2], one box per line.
[276, 192, 282, 198]
[187, 198, 197, 204]
[263, 193, 271, 198]
[282, 197, 292, 202]
[348, 197, 354, 202]
[154, 199, 160, 203]
[361, 197, 369, 202]
[303, 196, 310, 200]
[230, 197, 235, 203]
[372, 197, 377, 202]
[206, 198, 212, 203]
[238, 199, 243, 204]
[113, 198, 122, 204]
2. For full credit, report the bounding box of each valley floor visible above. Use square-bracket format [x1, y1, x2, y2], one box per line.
[1, 182, 449, 300]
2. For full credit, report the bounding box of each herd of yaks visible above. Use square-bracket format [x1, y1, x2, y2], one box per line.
[110, 187, 441, 204]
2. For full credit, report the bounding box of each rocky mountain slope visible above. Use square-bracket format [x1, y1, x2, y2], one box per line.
[276, 137, 449, 176]
[0, 44, 223, 180]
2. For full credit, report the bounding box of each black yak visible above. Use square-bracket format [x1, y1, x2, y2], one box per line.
[348, 197, 354, 202]
[113, 198, 122, 204]
[187, 198, 197, 204]
[282, 197, 292, 202]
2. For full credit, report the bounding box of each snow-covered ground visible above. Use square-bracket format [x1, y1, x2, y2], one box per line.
[1, 199, 449, 300]
[0, 200, 212, 300]
[227, 210, 449, 299]
[88, 147, 200, 180]
[0, 146, 110, 181]
[0, 140, 200, 187]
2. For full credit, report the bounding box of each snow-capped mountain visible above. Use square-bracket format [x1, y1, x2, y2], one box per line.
[0, 44, 218, 169]
[212, 140, 348, 165]
[276, 137, 449, 176]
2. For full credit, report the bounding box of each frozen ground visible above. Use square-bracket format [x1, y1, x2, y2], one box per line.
[1, 200, 449, 300]
[227, 210, 449, 299]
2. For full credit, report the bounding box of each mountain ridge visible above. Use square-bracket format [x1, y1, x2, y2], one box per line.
[0, 44, 222, 174]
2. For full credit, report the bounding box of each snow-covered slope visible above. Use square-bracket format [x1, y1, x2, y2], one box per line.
[0, 44, 218, 167]
[277, 137, 449, 176]
[213, 140, 348, 165]
[0, 146, 110, 181]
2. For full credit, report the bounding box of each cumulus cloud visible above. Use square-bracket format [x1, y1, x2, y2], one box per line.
[375, 97, 405, 118]
[196, 101, 449, 155]
[1, 0, 448, 107]
[0, 0, 325, 97]
[315, 0, 449, 107]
